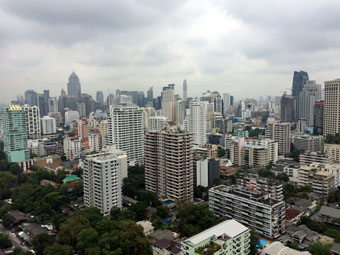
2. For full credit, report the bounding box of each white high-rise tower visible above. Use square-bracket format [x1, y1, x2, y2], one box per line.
[183, 79, 187, 101]
[186, 101, 207, 145]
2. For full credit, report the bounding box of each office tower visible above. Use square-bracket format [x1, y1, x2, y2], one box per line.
[174, 100, 186, 126]
[223, 93, 230, 113]
[161, 85, 175, 121]
[280, 93, 296, 122]
[265, 122, 291, 155]
[324, 78, 340, 136]
[24, 90, 37, 106]
[77, 118, 89, 142]
[81, 94, 96, 116]
[96, 91, 104, 105]
[77, 102, 86, 117]
[230, 95, 234, 106]
[185, 101, 207, 145]
[23, 105, 41, 139]
[194, 157, 220, 188]
[147, 87, 153, 104]
[106, 105, 144, 165]
[292, 71, 309, 97]
[63, 136, 81, 160]
[67, 71, 82, 100]
[153, 96, 162, 110]
[148, 116, 168, 131]
[118, 90, 146, 107]
[48, 112, 63, 127]
[48, 97, 58, 113]
[314, 100, 324, 135]
[41, 116, 56, 135]
[37, 93, 48, 117]
[181, 219, 250, 255]
[237, 173, 283, 201]
[297, 80, 322, 126]
[145, 123, 193, 201]
[83, 147, 127, 214]
[116, 95, 133, 105]
[297, 118, 307, 133]
[2, 105, 30, 163]
[183, 79, 187, 101]
[214, 96, 224, 114]
[209, 185, 286, 238]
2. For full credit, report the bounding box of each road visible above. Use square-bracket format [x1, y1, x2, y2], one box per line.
[0, 223, 31, 251]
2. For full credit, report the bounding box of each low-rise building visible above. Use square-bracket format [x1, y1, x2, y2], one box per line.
[181, 219, 250, 255]
[136, 220, 154, 236]
[209, 185, 286, 238]
[300, 152, 333, 165]
[153, 239, 181, 255]
[325, 143, 340, 163]
[261, 241, 311, 255]
[292, 135, 324, 153]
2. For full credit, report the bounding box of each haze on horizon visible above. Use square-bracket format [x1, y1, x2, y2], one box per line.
[1, 0, 340, 103]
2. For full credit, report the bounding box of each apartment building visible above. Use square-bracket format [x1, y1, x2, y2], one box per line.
[324, 78, 340, 136]
[106, 105, 144, 165]
[181, 219, 250, 255]
[248, 138, 279, 163]
[237, 173, 283, 201]
[292, 135, 324, 153]
[209, 185, 286, 238]
[23, 104, 41, 139]
[299, 152, 333, 165]
[324, 143, 340, 163]
[63, 136, 81, 160]
[265, 122, 291, 155]
[82, 146, 127, 215]
[147, 116, 168, 131]
[145, 122, 194, 201]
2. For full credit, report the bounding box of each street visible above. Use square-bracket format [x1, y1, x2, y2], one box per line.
[0, 223, 30, 251]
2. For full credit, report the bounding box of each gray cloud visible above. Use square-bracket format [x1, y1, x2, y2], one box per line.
[1, 0, 340, 103]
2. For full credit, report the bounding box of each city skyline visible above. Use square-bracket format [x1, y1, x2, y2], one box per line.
[1, 0, 340, 102]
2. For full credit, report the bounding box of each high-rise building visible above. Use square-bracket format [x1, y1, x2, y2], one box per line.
[23, 105, 41, 139]
[145, 123, 193, 201]
[67, 71, 82, 100]
[147, 87, 153, 104]
[174, 100, 186, 126]
[209, 185, 286, 238]
[280, 94, 296, 122]
[292, 71, 309, 97]
[148, 116, 168, 131]
[223, 93, 230, 114]
[63, 136, 81, 160]
[48, 97, 58, 113]
[230, 95, 234, 106]
[185, 101, 207, 145]
[96, 91, 104, 106]
[41, 116, 56, 135]
[324, 78, 340, 136]
[37, 93, 48, 117]
[314, 100, 324, 135]
[83, 147, 127, 215]
[2, 105, 30, 163]
[265, 122, 291, 155]
[24, 90, 37, 106]
[297, 80, 322, 126]
[181, 219, 250, 255]
[105, 105, 144, 165]
[77, 118, 89, 142]
[88, 130, 103, 153]
[161, 85, 175, 121]
[183, 79, 187, 101]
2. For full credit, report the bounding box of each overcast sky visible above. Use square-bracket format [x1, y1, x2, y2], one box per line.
[1, 0, 340, 103]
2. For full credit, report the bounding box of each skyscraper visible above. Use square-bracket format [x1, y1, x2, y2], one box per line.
[2, 105, 29, 163]
[48, 97, 58, 113]
[96, 91, 104, 105]
[105, 105, 144, 165]
[24, 90, 37, 106]
[297, 80, 322, 126]
[145, 122, 194, 201]
[37, 93, 48, 117]
[280, 93, 296, 122]
[147, 87, 153, 104]
[324, 78, 340, 136]
[292, 71, 309, 97]
[67, 71, 82, 100]
[183, 79, 187, 101]
[314, 100, 324, 135]
[186, 101, 207, 145]
[83, 147, 127, 214]
[161, 85, 175, 121]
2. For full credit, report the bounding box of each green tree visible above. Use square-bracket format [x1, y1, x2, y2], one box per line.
[249, 229, 260, 255]
[307, 242, 331, 255]
[32, 233, 56, 255]
[57, 216, 91, 247]
[76, 228, 99, 253]
[0, 233, 12, 249]
[74, 208, 103, 227]
[44, 243, 73, 255]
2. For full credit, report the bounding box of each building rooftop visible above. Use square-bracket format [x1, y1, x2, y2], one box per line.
[63, 175, 81, 183]
[184, 219, 248, 245]
[319, 206, 340, 219]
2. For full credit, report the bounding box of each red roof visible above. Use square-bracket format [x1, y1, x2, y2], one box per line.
[286, 208, 302, 221]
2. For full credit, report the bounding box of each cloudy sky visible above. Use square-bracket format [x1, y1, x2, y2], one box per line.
[1, 0, 340, 103]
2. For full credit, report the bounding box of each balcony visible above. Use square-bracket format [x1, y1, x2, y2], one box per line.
[195, 242, 221, 255]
